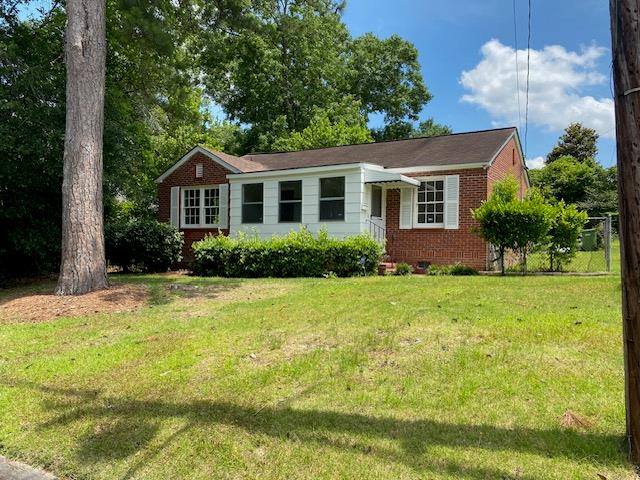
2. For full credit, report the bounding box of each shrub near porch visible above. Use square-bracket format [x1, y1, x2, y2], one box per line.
[0, 274, 631, 480]
[191, 229, 383, 277]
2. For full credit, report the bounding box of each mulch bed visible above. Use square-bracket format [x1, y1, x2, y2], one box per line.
[0, 283, 148, 323]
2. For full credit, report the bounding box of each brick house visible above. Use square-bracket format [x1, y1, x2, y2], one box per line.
[157, 127, 529, 271]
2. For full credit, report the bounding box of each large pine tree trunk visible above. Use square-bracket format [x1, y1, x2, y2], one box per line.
[56, 0, 108, 295]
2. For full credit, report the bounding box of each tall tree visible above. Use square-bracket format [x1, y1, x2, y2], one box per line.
[546, 122, 599, 164]
[202, 0, 432, 151]
[56, 0, 108, 294]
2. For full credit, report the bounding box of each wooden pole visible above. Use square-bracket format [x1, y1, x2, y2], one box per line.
[610, 0, 640, 463]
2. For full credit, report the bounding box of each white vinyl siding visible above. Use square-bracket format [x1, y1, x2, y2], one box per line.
[230, 167, 364, 238]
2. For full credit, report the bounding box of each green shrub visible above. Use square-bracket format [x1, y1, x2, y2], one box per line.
[105, 220, 183, 272]
[428, 263, 479, 276]
[473, 177, 553, 274]
[191, 228, 383, 278]
[394, 262, 413, 276]
[545, 202, 588, 271]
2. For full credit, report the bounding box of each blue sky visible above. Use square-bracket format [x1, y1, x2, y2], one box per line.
[343, 0, 616, 168]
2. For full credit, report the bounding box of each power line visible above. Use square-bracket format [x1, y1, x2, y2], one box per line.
[513, 0, 522, 133]
[524, 0, 532, 157]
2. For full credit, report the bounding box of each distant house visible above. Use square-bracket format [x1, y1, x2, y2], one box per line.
[156, 127, 529, 270]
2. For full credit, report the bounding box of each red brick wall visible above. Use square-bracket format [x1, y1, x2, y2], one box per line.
[157, 152, 232, 261]
[385, 168, 489, 270]
[486, 137, 529, 198]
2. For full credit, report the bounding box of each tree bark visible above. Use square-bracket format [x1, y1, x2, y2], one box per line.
[610, 0, 640, 463]
[56, 0, 108, 295]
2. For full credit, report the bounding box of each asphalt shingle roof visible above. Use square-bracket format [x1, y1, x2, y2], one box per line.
[202, 127, 518, 173]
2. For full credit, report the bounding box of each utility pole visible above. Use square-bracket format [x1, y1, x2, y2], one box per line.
[610, 0, 640, 463]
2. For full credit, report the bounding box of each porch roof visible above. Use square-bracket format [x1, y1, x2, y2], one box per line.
[363, 169, 420, 187]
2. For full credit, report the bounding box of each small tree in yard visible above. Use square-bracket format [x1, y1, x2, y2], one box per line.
[546, 202, 588, 272]
[473, 177, 552, 274]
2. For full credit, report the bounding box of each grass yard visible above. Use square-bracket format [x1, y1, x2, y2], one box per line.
[520, 240, 621, 274]
[0, 273, 633, 480]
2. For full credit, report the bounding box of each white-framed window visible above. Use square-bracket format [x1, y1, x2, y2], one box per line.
[242, 183, 264, 224]
[319, 176, 345, 221]
[181, 186, 221, 227]
[279, 180, 302, 222]
[195, 163, 204, 178]
[203, 188, 220, 224]
[415, 178, 444, 227]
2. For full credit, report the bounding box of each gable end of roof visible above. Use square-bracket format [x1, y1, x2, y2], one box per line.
[155, 146, 243, 183]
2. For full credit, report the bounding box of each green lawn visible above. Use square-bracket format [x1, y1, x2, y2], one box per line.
[0, 274, 632, 479]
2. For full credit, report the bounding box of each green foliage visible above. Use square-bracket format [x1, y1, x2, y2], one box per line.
[202, 1, 431, 151]
[346, 33, 431, 125]
[579, 165, 618, 218]
[529, 155, 596, 205]
[545, 202, 588, 272]
[272, 98, 373, 151]
[428, 263, 479, 276]
[105, 220, 183, 272]
[0, 3, 236, 278]
[191, 228, 383, 278]
[371, 118, 452, 142]
[393, 262, 413, 276]
[491, 176, 520, 203]
[0, 10, 66, 279]
[546, 122, 598, 164]
[473, 177, 553, 274]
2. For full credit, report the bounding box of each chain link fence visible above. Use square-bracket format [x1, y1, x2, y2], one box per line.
[502, 216, 616, 274]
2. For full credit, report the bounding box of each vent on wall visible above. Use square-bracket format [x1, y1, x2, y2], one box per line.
[195, 163, 204, 178]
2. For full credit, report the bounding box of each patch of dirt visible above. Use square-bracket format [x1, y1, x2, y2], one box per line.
[0, 283, 148, 323]
[178, 283, 295, 318]
[240, 335, 339, 367]
[559, 410, 593, 430]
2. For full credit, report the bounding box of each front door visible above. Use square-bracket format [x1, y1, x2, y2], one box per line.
[369, 185, 385, 242]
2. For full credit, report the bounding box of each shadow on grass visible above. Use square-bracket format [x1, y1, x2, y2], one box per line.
[5, 381, 628, 480]
[111, 273, 245, 307]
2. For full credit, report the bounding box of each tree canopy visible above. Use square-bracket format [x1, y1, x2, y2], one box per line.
[529, 123, 618, 219]
[201, 0, 433, 150]
[546, 122, 599, 164]
[0, 0, 447, 280]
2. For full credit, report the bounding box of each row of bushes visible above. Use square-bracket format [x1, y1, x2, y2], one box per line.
[191, 228, 383, 277]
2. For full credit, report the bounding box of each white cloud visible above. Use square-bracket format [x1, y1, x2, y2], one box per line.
[460, 39, 615, 139]
[526, 156, 545, 169]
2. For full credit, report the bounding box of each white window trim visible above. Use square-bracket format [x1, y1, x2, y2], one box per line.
[413, 176, 446, 229]
[180, 185, 222, 229]
[318, 176, 346, 222]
